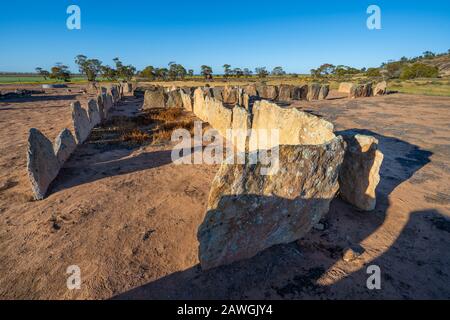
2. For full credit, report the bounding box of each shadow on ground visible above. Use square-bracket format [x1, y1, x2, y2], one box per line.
[112, 129, 450, 299]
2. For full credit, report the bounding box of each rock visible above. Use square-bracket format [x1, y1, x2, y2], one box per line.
[342, 246, 365, 262]
[231, 106, 251, 152]
[313, 223, 325, 231]
[249, 100, 335, 150]
[121, 82, 133, 94]
[103, 94, 113, 116]
[180, 90, 193, 112]
[96, 94, 105, 121]
[349, 83, 373, 98]
[27, 128, 60, 200]
[197, 136, 346, 270]
[277, 85, 293, 102]
[222, 86, 240, 105]
[53, 128, 77, 165]
[143, 87, 167, 109]
[212, 87, 224, 101]
[193, 87, 208, 122]
[203, 87, 214, 98]
[108, 85, 120, 104]
[257, 85, 278, 100]
[243, 84, 258, 97]
[338, 82, 356, 94]
[87, 99, 101, 128]
[319, 84, 330, 100]
[292, 85, 309, 100]
[338, 133, 384, 211]
[374, 81, 387, 96]
[71, 101, 91, 144]
[307, 83, 321, 101]
[166, 90, 183, 108]
[205, 97, 233, 138]
[87, 82, 99, 94]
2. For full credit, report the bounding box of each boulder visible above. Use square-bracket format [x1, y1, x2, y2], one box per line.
[374, 81, 387, 96]
[205, 97, 233, 138]
[338, 82, 356, 94]
[277, 85, 293, 102]
[318, 84, 330, 100]
[197, 136, 346, 270]
[256, 85, 278, 100]
[87, 99, 101, 128]
[292, 85, 308, 100]
[27, 128, 60, 200]
[222, 86, 239, 105]
[166, 90, 183, 108]
[243, 84, 258, 97]
[212, 87, 224, 101]
[143, 87, 166, 109]
[339, 133, 384, 211]
[249, 100, 335, 150]
[54, 128, 77, 166]
[307, 83, 321, 101]
[349, 83, 372, 98]
[71, 101, 91, 144]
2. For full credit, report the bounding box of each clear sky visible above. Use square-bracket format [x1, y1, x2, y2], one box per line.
[0, 0, 449, 74]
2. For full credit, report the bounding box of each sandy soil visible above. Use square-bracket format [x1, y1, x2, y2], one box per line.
[0, 85, 449, 299]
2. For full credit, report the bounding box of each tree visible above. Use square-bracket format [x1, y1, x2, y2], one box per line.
[222, 64, 231, 78]
[366, 67, 381, 77]
[422, 51, 436, 59]
[243, 68, 252, 77]
[233, 68, 243, 78]
[113, 57, 136, 81]
[271, 66, 286, 76]
[140, 66, 155, 80]
[255, 67, 269, 78]
[35, 67, 50, 80]
[155, 68, 169, 80]
[49, 63, 71, 82]
[201, 65, 213, 80]
[75, 55, 102, 82]
[101, 66, 118, 81]
[400, 62, 439, 80]
[188, 69, 194, 77]
[383, 61, 405, 79]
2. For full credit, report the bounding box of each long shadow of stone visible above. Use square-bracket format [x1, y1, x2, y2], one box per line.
[112, 130, 440, 299]
[0, 94, 78, 103]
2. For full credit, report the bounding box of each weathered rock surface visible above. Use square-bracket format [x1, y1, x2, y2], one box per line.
[212, 87, 224, 101]
[244, 84, 258, 97]
[87, 99, 101, 128]
[54, 128, 77, 165]
[121, 82, 133, 94]
[257, 85, 278, 100]
[249, 100, 335, 150]
[27, 128, 60, 200]
[292, 85, 308, 100]
[222, 86, 239, 105]
[349, 83, 373, 98]
[339, 133, 384, 211]
[71, 101, 91, 144]
[143, 87, 166, 109]
[338, 82, 356, 94]
[197, 136, 346, 270]
[277, 85, 293, 102]
[374, 81, 387, 96]
[319, 84, 330, 100]
[166, 90, 183, 108]
[231, 106, 251, 152]
[180, 90, 193, 112]
[307, 83, 321, 101]
[193, 87, 208, 122]
[205, 97, 233, 138]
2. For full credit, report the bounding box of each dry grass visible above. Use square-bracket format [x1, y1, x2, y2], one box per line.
[121, 129, 150, 145]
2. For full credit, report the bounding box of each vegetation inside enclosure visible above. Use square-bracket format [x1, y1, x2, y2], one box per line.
[87, 108, 196, 148]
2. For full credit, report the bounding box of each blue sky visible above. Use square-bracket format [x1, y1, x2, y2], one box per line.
[0, 0, 449, 73]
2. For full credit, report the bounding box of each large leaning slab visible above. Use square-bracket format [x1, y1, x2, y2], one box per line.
[249, 100, 335, 150]
[143, 87, 167, 109]
[54, 128, 77, 166]
[338, 82, 356, 94]
[198, 136, 346, 270]
[27, 128, 60, 200]
[205, 97, 232, 138]
[307, 83, 321, 101]
[374, 81, 387, 96]
[87, 99, 101, 128]
[71, 101, 91, 144]
[180, 89, 193, 112]
[339, 133, 384, 211]
[166, 90, 183, 108]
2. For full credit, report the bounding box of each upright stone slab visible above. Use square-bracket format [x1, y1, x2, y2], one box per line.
[122, 82, 133, 94]
[244, 84, 258, 97]
[212, 87, 224, 101]
[27, 128, 60, 200]
[96, 94, 105, 121]
[166, 90, 183, 108]
[104, 93, 113, 116]
[338, 82, 356, 94]
[307, 83, 321, 101]
[257, 85, 278, 100]
[222, 86, 239, 105]
[54, 128, 77, 166]
[193, 87, 208, 122]
[319, 84, 330, 100]
[205, 97, 232, 138]
[374, 81, 387, 96]
[180, 90, 193, 112]
[292, 84, 308, 100]
[277, 85, 293, 102]
[198, 136, 346, 270]
[339, 133, 384, 211]
[231, 105, 251, 152]
[87, 99, 101, 128]
[250, 100, 335, 150]
[71, 101, 91, 144]
[143, 87, 166, 109]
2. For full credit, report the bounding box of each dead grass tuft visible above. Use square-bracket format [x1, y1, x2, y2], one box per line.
[121, 129, 150, 145]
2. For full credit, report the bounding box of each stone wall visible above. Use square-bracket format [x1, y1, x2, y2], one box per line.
[27, 84, 125, 200]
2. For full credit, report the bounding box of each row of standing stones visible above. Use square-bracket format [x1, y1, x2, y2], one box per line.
[26, 83, 128, 200]
[141, 83, 385, 270]
[338, 80, 387, 98]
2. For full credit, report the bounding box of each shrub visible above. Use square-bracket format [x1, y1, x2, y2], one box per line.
[400, 63, 439, 80]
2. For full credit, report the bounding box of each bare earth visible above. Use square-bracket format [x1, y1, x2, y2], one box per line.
[0, 85, 449, 299]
